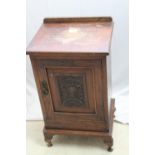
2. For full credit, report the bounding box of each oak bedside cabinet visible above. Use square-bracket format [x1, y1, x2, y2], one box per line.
[26, 17, 115, 152]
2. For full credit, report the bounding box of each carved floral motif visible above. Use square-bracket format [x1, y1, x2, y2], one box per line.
[56, 74, 86, 107]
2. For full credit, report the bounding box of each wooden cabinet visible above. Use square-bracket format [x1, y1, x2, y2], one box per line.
[27, 17, 115, 152]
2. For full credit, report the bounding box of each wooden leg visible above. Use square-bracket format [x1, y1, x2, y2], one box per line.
[103, 137, 113, 152]
[105, 98, 115, 152]
[43, 127, 53, 147]
[107, 146, 113, 152]
[45, 138, 53, 147]
[106, 141, 113, 152]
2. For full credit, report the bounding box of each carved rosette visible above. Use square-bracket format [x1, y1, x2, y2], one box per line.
[56, 74, 86, 107]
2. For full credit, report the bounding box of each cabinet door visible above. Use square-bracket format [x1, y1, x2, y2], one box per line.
[33, 58, 108, 132]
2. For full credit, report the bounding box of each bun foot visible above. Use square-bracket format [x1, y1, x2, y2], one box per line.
[43, 128, 54, 147]
[47, 142, 53, 147]
[107, 146, 113, 152]
[46, 139, 53, 147]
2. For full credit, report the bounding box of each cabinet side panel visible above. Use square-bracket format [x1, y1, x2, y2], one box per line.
[29, 55, 48, 121]
[101, 57, 109, 131]
[107, 54, 112, 113]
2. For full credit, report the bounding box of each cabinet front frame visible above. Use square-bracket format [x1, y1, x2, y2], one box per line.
[30, 54, 109, 132]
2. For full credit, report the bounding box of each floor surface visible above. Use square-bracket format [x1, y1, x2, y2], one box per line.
[26, 121, 128, 155]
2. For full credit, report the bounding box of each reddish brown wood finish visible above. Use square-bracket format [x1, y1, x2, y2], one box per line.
[27, 17, 113, 54]
[27, 17, 115, 152]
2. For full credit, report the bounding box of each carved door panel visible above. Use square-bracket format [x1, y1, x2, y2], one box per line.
[35, 58, 108, 131]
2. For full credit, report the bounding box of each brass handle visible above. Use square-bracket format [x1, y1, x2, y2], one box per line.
[41, 80, 49, 96]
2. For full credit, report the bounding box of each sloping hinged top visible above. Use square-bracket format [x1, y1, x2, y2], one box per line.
[27, 17, 113, 55]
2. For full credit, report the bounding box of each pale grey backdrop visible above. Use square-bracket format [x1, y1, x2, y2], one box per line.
[26, 0, 129, 123]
